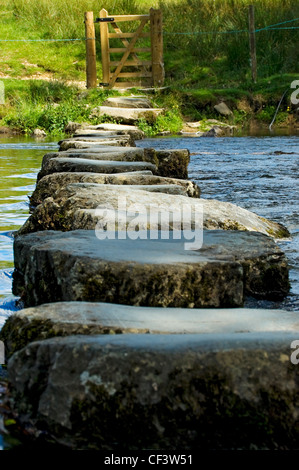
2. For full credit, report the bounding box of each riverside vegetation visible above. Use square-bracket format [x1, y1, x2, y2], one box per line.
[0, 0, 298, 135]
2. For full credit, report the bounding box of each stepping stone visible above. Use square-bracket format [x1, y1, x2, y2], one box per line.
[60, 135, 133, 143]
[84, 123, 141, 131]
[12, 229, 289, 308]
[62, 147, 190, 180]
[22, 184, 290, 239]
[71, 182, 193, 196]
[66, 146, 145, 155]
[41, 147, 190, 180]
[6, 332, 299, 449]
[102, 96, 153, 108]
[42, 148, 147, 166]
[29, 172, 200, 208]
[73, 128, 144, 140]
[59, 135, 132, 151]
[90, 106, 164, 124]
[37, 158, 157, 181]
[2, 301, 299, 359]
[59, 141, 131, 151]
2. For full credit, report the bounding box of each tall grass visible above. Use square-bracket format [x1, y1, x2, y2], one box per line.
[1, 79, 116, 134]
[11, 0, 157, 38]
[10, 0, 299, 83]
[160, 0, 299, 82]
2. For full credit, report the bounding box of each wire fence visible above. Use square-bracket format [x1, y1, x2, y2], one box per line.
[0, 16, 298, 41]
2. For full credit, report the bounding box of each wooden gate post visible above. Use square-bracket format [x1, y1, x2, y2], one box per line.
[150, 8, 164, 87]
[85, 11, 97, 88]
[99, 9, 110, 86]
[248, 5, 257, 83]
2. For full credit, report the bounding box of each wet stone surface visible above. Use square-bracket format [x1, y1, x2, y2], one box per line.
[12, 229, 289, 308]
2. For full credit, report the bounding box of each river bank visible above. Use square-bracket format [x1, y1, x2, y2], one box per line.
[1, 76, 299, 140]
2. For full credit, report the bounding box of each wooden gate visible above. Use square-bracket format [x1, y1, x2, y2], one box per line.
[98, 8, 164, 89]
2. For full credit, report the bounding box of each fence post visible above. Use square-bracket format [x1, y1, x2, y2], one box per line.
[248, 5, 257, 83]
[150, 8, 164, 87]
[99, 8, 110, 86]
[85, 11, 97, 89]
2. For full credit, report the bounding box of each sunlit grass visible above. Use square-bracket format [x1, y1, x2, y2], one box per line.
[0, 0, 297, 133]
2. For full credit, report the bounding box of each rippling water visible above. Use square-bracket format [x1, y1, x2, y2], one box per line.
[0, 137, 58, 331]
[137, 134, 299, 311]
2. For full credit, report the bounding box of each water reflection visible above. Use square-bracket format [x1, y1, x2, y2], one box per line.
[0, 137, 58, 327]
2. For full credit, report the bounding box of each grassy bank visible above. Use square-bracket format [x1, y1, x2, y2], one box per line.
[0, 0, 298, 135]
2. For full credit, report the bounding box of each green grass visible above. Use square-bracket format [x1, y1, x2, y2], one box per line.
[0, 79, 121, 134]
[0, 0, 298, 134]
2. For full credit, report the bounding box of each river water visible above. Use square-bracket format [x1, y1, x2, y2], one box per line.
[0, 132, 298, 449]
[0, 137, 58, 328]
[137, 134, 299, 311]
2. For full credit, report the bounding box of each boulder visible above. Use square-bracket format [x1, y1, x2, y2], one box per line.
[32, 128, 46, 138]
[201, 126, 225, 137]
[73, 128, 144, 141]
[2, 301, 299, 359]
[38, 147, 190, 181]
[29, 172, 200, 208]
[66, 182, 192, 197]
[36, 158, 157, 181]
[41, 148, 148, 166]
[214, 101, 233, 116]
[12, 229, 289, 308]
[21, 185, 289, 239]
[149, 149, 190, 179]
[59, 135, 133, 151]
[5, 332, 299, 449]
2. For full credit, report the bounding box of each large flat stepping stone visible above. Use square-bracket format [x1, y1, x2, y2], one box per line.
[90, 106, 164, 124]
[37, 158, 157, 181]
[67, 182, 192, 197]
[61, 146, 190, 180]
[6, 332, 299, 449]
[2, 301, 299, 359]
[59, 141, 128, 151]
[40, 147, 190, 180]
[59, 135, 132, 151]
[60, 135, 133, 144]
[102, 96, 152, 108]
[12, 230, 289, 308]
[84, 123, 141, 131]
[29, 172, 200, 208]
[42, 148, 147, 166]
[23, 184, 289, 239]
[73, 128, 144, 140]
